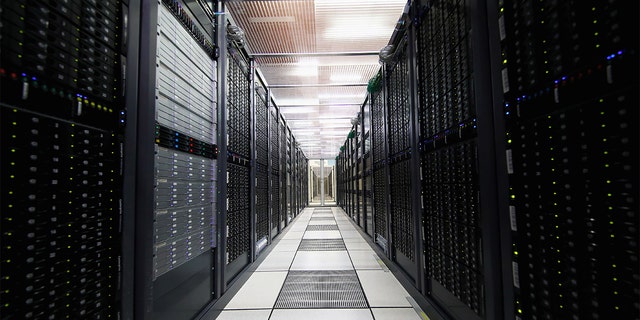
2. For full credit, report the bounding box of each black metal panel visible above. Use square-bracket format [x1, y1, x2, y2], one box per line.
[414, 0, 489, 317]
[226, 161, 250, 268]
[225, 42, 251, 275]
[269, 106, 280, 238]
[385, 38, 416, 278]
[255, 81, 269, 241]
[499, 1, 639, 319]
[0, 0, 125, 318]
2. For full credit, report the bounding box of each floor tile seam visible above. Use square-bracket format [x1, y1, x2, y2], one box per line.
[334, 209, 374, 317]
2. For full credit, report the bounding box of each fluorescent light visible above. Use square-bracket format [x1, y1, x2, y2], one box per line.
[280, 107, 318, 114]
[319, 93, 365, 100]
[330, 74, 362, 82]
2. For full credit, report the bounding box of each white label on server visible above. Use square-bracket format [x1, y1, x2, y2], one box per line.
[498, 16, 506, 41]
[606, 64, 613, 84]
[506, 149, 514, 174]
[509, 205, 518, 231]
[512, 261, 520, 288]
[501, 68, 510, 93]
[554, 87, 560, 103]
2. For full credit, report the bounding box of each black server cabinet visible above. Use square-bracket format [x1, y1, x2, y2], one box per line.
[496, 0, 639, 319]
[279, 117, 287, 229]
[385, 37, 418, 280]
[369, 71, 390, 253]
[414, 0, 486, 318]
[254, 77, 269, 255]
[269, 102, 281, 238]
[140, 1, 219, 319]
[414, 0, 508, 318]
[1, 0, 126, 318]
[225, 42, 252, 283]
[362, 100, 374, 237]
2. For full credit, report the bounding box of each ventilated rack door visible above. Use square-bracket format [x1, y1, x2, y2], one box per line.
[498, 0, 638, 319]
[385, 40, 416, 277]
[415, 0, 484, 317]
[225, 43, 251, 280]
[255, 82, 269, 250]
[1, 0, 125, 318]
[269, 107, 280, 238]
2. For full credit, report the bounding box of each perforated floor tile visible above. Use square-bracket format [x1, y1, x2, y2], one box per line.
[306, 224, 339, 231]
[274, 270, 368, 309]
[298, 239, 346, 251]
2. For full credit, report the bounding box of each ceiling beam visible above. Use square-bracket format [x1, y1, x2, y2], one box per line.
[252, 51, 379, 57]
[278, 103, 362, 107]
[270, 83, 368, 88]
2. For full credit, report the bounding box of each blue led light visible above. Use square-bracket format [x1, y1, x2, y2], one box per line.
[22, 73, 26, 77]
[506, 111, 511, 115]
[32, 77, 36, 81]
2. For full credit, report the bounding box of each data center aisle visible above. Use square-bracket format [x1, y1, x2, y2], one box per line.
[207, 207, 427, 320]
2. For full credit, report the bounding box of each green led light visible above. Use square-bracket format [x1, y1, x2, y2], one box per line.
[593, 20, 598, 24]
[517, 309, 522, 314]
[511, 195, 515, 199]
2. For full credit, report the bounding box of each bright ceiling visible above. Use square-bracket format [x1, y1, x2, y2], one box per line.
[226, 0, 408, 159]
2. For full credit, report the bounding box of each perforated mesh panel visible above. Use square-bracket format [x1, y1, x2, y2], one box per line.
[274, 271, 367, 309]
[298, 239, 346, 251]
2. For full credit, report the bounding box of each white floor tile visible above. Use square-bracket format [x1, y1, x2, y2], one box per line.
[271, 239, 301, 252]
[290, 251, 354, 270]
[348, 251, 384, 270]
[256, 251, 296, 271]
[357, 270, 412, 307]
[340, 231, 362, 239]
[224, 272, 288, 309]
[371, 308, 424, 320]
[288, 225, 307, 232]
[345, 241, 374, 251]
[214, 309, 271, 320]
[302, 230, 342, 239]
[269, 309, 373, 320]
[308, 220, 337, 225]
[312, 213, 334, 218]
[281, 231, 304, 240]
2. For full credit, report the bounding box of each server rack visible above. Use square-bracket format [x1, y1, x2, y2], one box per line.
[495, 1, 639, 319]
[367, 70, 391, 254]
[1, 0, 127, 318]
[269, 98, 281, 238]
[135, 1, 219, 318]
[384, 30, 420, 281]
[224, 40, 252, 283]
[279, 116, 287, 229]
[335, 1, 639, 320]
[362, 98, 374, 236]
[254, 76, 269, 255]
